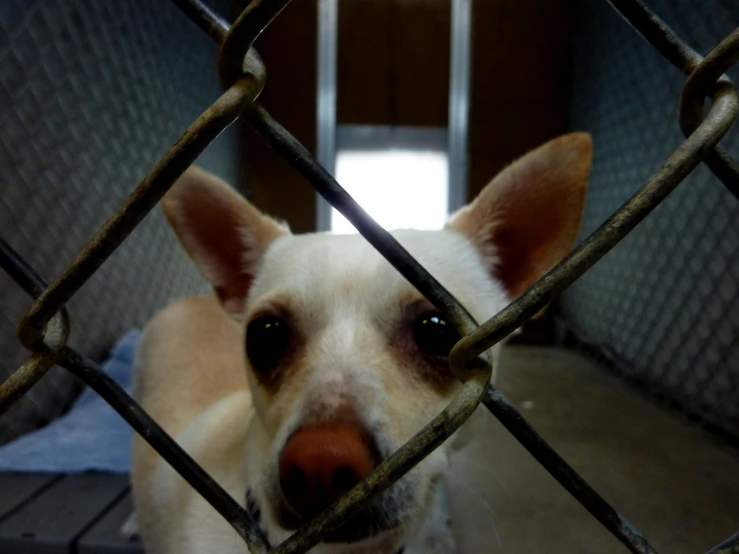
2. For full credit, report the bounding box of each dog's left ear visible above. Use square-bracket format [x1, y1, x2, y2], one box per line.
[447, 133, 592, 299]
[161, 166, 290, 318]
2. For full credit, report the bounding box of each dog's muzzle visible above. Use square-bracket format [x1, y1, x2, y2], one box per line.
[269, 408, 417, 545]
[274, 489, 409, 544]
[249, 485, 411, 545]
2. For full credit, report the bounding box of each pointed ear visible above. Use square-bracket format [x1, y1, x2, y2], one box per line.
[447, 133, 591, 299]
[161, 166, 290, 318]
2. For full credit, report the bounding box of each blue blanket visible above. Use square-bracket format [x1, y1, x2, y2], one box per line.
[0, 330, 141, 474]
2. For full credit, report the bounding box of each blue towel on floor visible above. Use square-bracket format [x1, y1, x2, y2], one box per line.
[0, 330, 141, 474]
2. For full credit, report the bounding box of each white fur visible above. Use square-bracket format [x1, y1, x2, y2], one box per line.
[130, 133, 591, 554]
[132, 229, 508, 554]
[241, 229, 509, 552]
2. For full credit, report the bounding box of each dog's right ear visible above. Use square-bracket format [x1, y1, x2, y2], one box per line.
[161, 166, 290, 318]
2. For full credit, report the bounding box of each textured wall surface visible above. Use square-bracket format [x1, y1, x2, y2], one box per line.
[0, 0, 246, 443]
[562, 0, 739, 438]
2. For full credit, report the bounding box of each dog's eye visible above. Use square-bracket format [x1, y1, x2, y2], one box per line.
[412, 312, 460, 358]
[246, 315, 291, 372]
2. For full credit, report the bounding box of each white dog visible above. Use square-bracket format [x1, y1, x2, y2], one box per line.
[129, 133, 591, 554]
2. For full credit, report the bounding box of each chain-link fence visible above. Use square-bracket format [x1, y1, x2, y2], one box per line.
[0, 0, 247, 445]
[0, 0, 738, 552]
[561, 0, 739, 443]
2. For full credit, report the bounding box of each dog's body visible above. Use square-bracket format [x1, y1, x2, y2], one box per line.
[130, 134, 592, 554]
[131, 294, 458, 554]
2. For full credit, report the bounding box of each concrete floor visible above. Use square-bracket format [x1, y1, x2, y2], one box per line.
[447, 345, 739, 554]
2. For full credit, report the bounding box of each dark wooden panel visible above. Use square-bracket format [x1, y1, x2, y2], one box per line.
[337, 0, 450, 127]
[248, 0, 453, 230]
[466, 0, 571, 201]
[0, 474, 129, 554]
[0, 474, 61, 522]
[337, 0, 393, 125]
[393, 0, 450, 127]
[245, 0, 318, 233]
[246, 0, 571, 226]
[77, 493, 143, 554]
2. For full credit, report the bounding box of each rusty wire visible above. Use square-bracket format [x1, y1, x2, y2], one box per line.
[678, 28, 739, 197]
[680, 29, 739, 133]
[17, 71, 265, 352]
[0, 351, 57, 418]
[0, 0, 738, 553]
[0, 238, 272, 553]
[169, 0, 230, 41]
[218, 0, 293, 89]
[706, 533, 739, 554]
[0, 240, 69, 416]
[608, 0, 739, 200]
[450, 86, 737, 364]
[58, 346, 274, 553]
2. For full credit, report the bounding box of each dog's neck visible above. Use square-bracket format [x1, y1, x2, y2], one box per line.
[245, 488, 405, 554]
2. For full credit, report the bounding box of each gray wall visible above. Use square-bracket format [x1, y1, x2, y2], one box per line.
[0, 0, 246, 443]
[562, 0, 739, 438]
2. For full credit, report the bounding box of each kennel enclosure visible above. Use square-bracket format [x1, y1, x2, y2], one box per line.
[1, 0, 738, 553]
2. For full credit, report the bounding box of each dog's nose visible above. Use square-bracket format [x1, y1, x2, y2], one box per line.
[279, 422, 377, 519]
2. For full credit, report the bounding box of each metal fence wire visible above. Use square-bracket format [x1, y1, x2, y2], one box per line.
[0, 0, 737, 553]
[0, 0, 245, 446]
[562, 0, 739, 444]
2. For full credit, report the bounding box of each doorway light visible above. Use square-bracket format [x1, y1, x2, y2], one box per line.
[330, 149, 449, 234]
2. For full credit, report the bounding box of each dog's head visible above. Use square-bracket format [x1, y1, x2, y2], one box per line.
[161, 133, 591, 551]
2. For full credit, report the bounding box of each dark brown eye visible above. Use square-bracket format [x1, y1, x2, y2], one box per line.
[246, 315, 291, 373]
[412, 312, 461, 359]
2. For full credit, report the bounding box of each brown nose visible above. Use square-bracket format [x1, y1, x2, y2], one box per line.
[279, 422, 377, 520]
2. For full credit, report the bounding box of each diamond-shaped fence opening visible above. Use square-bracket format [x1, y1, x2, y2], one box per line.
[0, 0, 738, 553]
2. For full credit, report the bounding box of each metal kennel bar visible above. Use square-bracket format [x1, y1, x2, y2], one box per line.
[0, 0, 737, 552]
